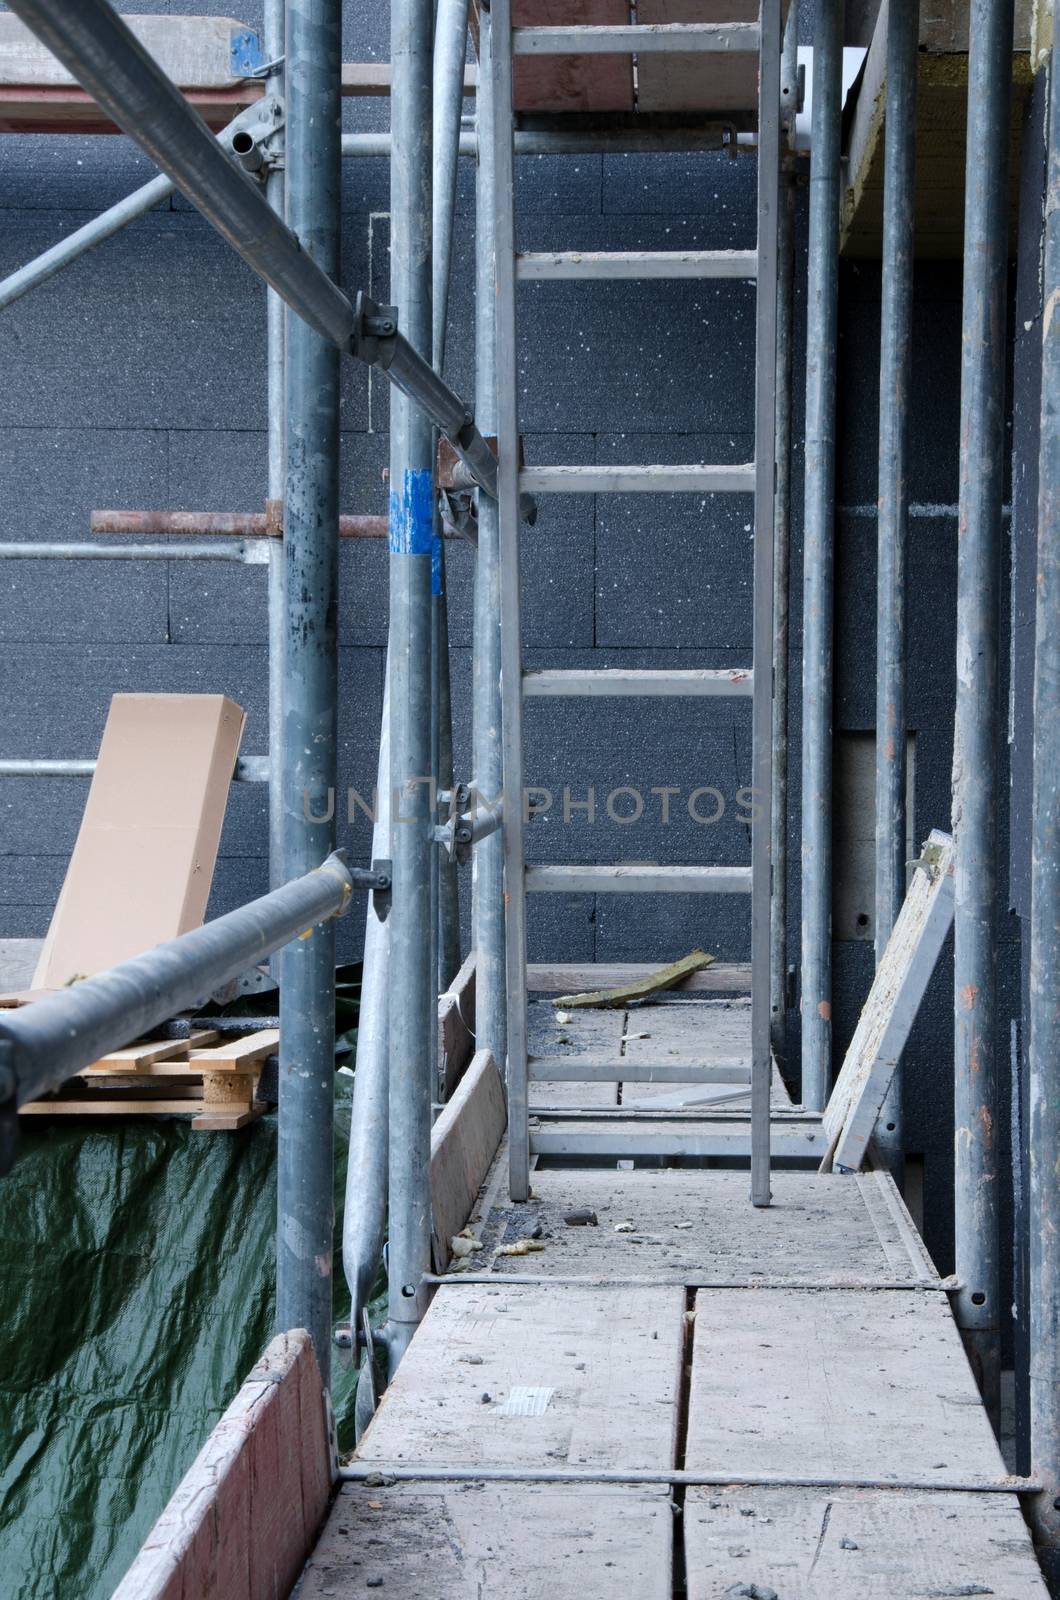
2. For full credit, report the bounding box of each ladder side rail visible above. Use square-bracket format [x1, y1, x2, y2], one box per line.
[750, 0, 783, 1207]
[489, 0, 532, 1204]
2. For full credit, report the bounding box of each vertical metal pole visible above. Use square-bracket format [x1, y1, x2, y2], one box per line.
[387, 0, 435, 1369]
[490, 0, 531, 1201]
[266, 0, 286, 894]
[276, 0, 342, 1385]
[952, 0, 1013, 1425]
[473, 2, 509, 1070]
[799, 0, 844, 1114]
[751, 0, 782, 1208]
[769, 4, 798, 1069]
[1028, 48, 1060, 1579]
[341, 656, 391, 1366]
[433, 0, 471, 377]
[432, 0, 471, 995]
[873, 0, 919, 1183]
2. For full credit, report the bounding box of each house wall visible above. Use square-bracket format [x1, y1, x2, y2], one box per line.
[0, 0, 1025, 1282]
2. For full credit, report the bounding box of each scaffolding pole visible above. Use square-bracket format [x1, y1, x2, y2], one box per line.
[769, 3, 798, 1068]
[1027, 45, 1060, 1582]
[386, 0, 436, 1373]
[431, 0, 470, 995]
[342, 657, 391, 1407]
[873, 0, 919, 1183]
[800, 0, 844, 1113]
[275, 0, 342, 1385]
[952, 0, 1014, 1424]
[472, 3, 508, 1069]
[265, 0, 286, 895]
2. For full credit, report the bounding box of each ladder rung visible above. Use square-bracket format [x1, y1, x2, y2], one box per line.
[528, 1057, 751, 1083]
[525, 864, 752, 894]
[511, 23, 760, 56]
[515, 250, 758, 282]
[520, 464, 755, 495]
[529, 1123, 825, 1159]
[523, 668, 753, 698]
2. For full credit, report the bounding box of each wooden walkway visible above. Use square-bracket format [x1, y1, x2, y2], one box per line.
[298, 992, 1048, 1598]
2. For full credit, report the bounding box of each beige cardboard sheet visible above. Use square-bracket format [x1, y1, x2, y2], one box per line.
[33, 694, 245, 989]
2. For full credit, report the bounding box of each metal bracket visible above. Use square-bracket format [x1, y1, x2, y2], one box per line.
[369, 858, 392, 922]
[221, 96, 286, 180]
[229, 26, 268, 78]
[330, 850, 392, 920]
[439, 487, 478, 544]
[352, 292, 399, 365]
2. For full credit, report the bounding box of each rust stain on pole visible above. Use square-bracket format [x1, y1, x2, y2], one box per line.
[91, 508, 391, 538]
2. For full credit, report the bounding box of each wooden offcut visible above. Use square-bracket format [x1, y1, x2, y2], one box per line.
[551, 947, 715, 1008]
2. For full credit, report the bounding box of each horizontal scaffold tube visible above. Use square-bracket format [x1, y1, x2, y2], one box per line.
[0, 851, 374, 1127]
[5, 0, 503, 506]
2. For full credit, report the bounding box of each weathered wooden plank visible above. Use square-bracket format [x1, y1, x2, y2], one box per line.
[509, 0, 634, 114]
[822, 831, 955, 1172]
[841, 8, 1033, 259]
[431, 1050, 507, 1271]
[357, 1283, 686, 1469]
[186, 1028, 279, 1069]
[636, 0, 760, 113]
[686, 1288, 1009, 1480]
[111, 1330, 331, 1600]
[438, 949, 476, 1098]
[471, 1168, 937, 1285]
[300, 1481, 673, 1599]
[684, 1486, 1049, 1598]
[84, 1028, 219, 1074]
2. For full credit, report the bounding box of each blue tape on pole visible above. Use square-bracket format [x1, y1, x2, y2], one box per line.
[389, 468, 435, 557]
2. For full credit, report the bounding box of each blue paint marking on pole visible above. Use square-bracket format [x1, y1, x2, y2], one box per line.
[229, 26, 267, 77]
[389, 467, 435, 556]
[432, 529, 443, 596]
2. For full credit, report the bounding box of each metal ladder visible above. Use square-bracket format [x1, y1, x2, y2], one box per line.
[489, 0, 782, 1208]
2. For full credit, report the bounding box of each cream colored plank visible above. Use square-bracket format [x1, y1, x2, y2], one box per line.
[684, 1487, 1048, 1598]
[686, 1288, 1009, 1480]
[471, 1168, 937, 1284]
[301, 1482, 673, 1600]
[358, 1283, 685, 1470]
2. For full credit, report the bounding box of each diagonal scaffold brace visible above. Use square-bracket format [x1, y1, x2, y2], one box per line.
[4, 0, 518, 514]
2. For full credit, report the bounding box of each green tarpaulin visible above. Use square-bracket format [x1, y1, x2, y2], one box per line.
[0, 1079, 360, 1599]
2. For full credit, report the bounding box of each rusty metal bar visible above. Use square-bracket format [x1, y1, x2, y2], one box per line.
[90, 508, 388, 538]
